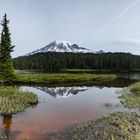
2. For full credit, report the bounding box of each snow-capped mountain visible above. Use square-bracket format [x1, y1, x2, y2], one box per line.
[36, 86, 89, 98]
[26, 40, 93, 56]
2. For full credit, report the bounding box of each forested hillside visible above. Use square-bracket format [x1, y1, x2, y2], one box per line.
[13, 52, 140, 72]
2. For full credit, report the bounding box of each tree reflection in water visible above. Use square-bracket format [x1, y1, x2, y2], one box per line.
[0, 115, 12, 140]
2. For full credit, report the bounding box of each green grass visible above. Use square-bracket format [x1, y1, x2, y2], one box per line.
[13, 73, 117, 85]
[62, 69, 94, 72]
[119, 81, 140, 108]
[134, 134, 140, 140]
[70, 112, 140, 140]
[0, 86, 38, 114]
[62, 68, 140, 73]
[61, 69, 115, 73]
[130, 81, 140, 93]
[62, 69, 102, 72]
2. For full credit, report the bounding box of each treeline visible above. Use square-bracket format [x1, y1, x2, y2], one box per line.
[13, 52, 140, 72]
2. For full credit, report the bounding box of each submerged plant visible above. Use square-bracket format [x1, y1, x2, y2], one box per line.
[104, 103, 113, 108]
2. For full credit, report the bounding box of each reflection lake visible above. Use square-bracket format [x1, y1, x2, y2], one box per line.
[0, 75, 139, 140]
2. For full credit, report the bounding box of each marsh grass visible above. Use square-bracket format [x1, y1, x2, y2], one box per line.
[134, 134, 140, 140]
[119, 82, 140, 108]
[14, 73, 117, 85]
[130, 82, 140, 94]
[0, 86, 38, 115]
[70, 112, 140, 140]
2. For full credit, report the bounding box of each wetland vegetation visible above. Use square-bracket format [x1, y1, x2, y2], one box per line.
[12, 73, 117, 85]
[0, 86, 38, 115]
[120, 81, 140, 108]
[70, 112, 140, 140]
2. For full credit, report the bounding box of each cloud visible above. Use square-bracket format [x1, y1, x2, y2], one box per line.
[96, 0, 140, 34]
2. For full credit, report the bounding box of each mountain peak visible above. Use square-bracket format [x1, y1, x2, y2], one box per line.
[52, 40, 73, 46]
[26, 40, 93, 56]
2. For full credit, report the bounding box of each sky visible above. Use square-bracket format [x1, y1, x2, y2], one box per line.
[0, 0, 140, 57]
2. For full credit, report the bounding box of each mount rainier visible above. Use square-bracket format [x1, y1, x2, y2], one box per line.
[27, 40, 93, 56]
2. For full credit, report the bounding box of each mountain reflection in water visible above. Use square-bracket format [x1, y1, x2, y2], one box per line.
[36, 86, 89, 98]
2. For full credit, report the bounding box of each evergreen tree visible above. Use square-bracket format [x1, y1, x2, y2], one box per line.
[0, 14, 15, 79]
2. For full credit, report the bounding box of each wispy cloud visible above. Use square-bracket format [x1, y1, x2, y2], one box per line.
[106, 1, 140, 27]
[96, 0, 140, 34]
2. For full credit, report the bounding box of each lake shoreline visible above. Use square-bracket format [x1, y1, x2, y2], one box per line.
[65, 81, 140, 140]
[68, 111, 140, 140]
[42, 112, 140, 140]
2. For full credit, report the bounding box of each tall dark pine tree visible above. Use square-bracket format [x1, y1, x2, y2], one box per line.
[0, 14, 15, 79]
